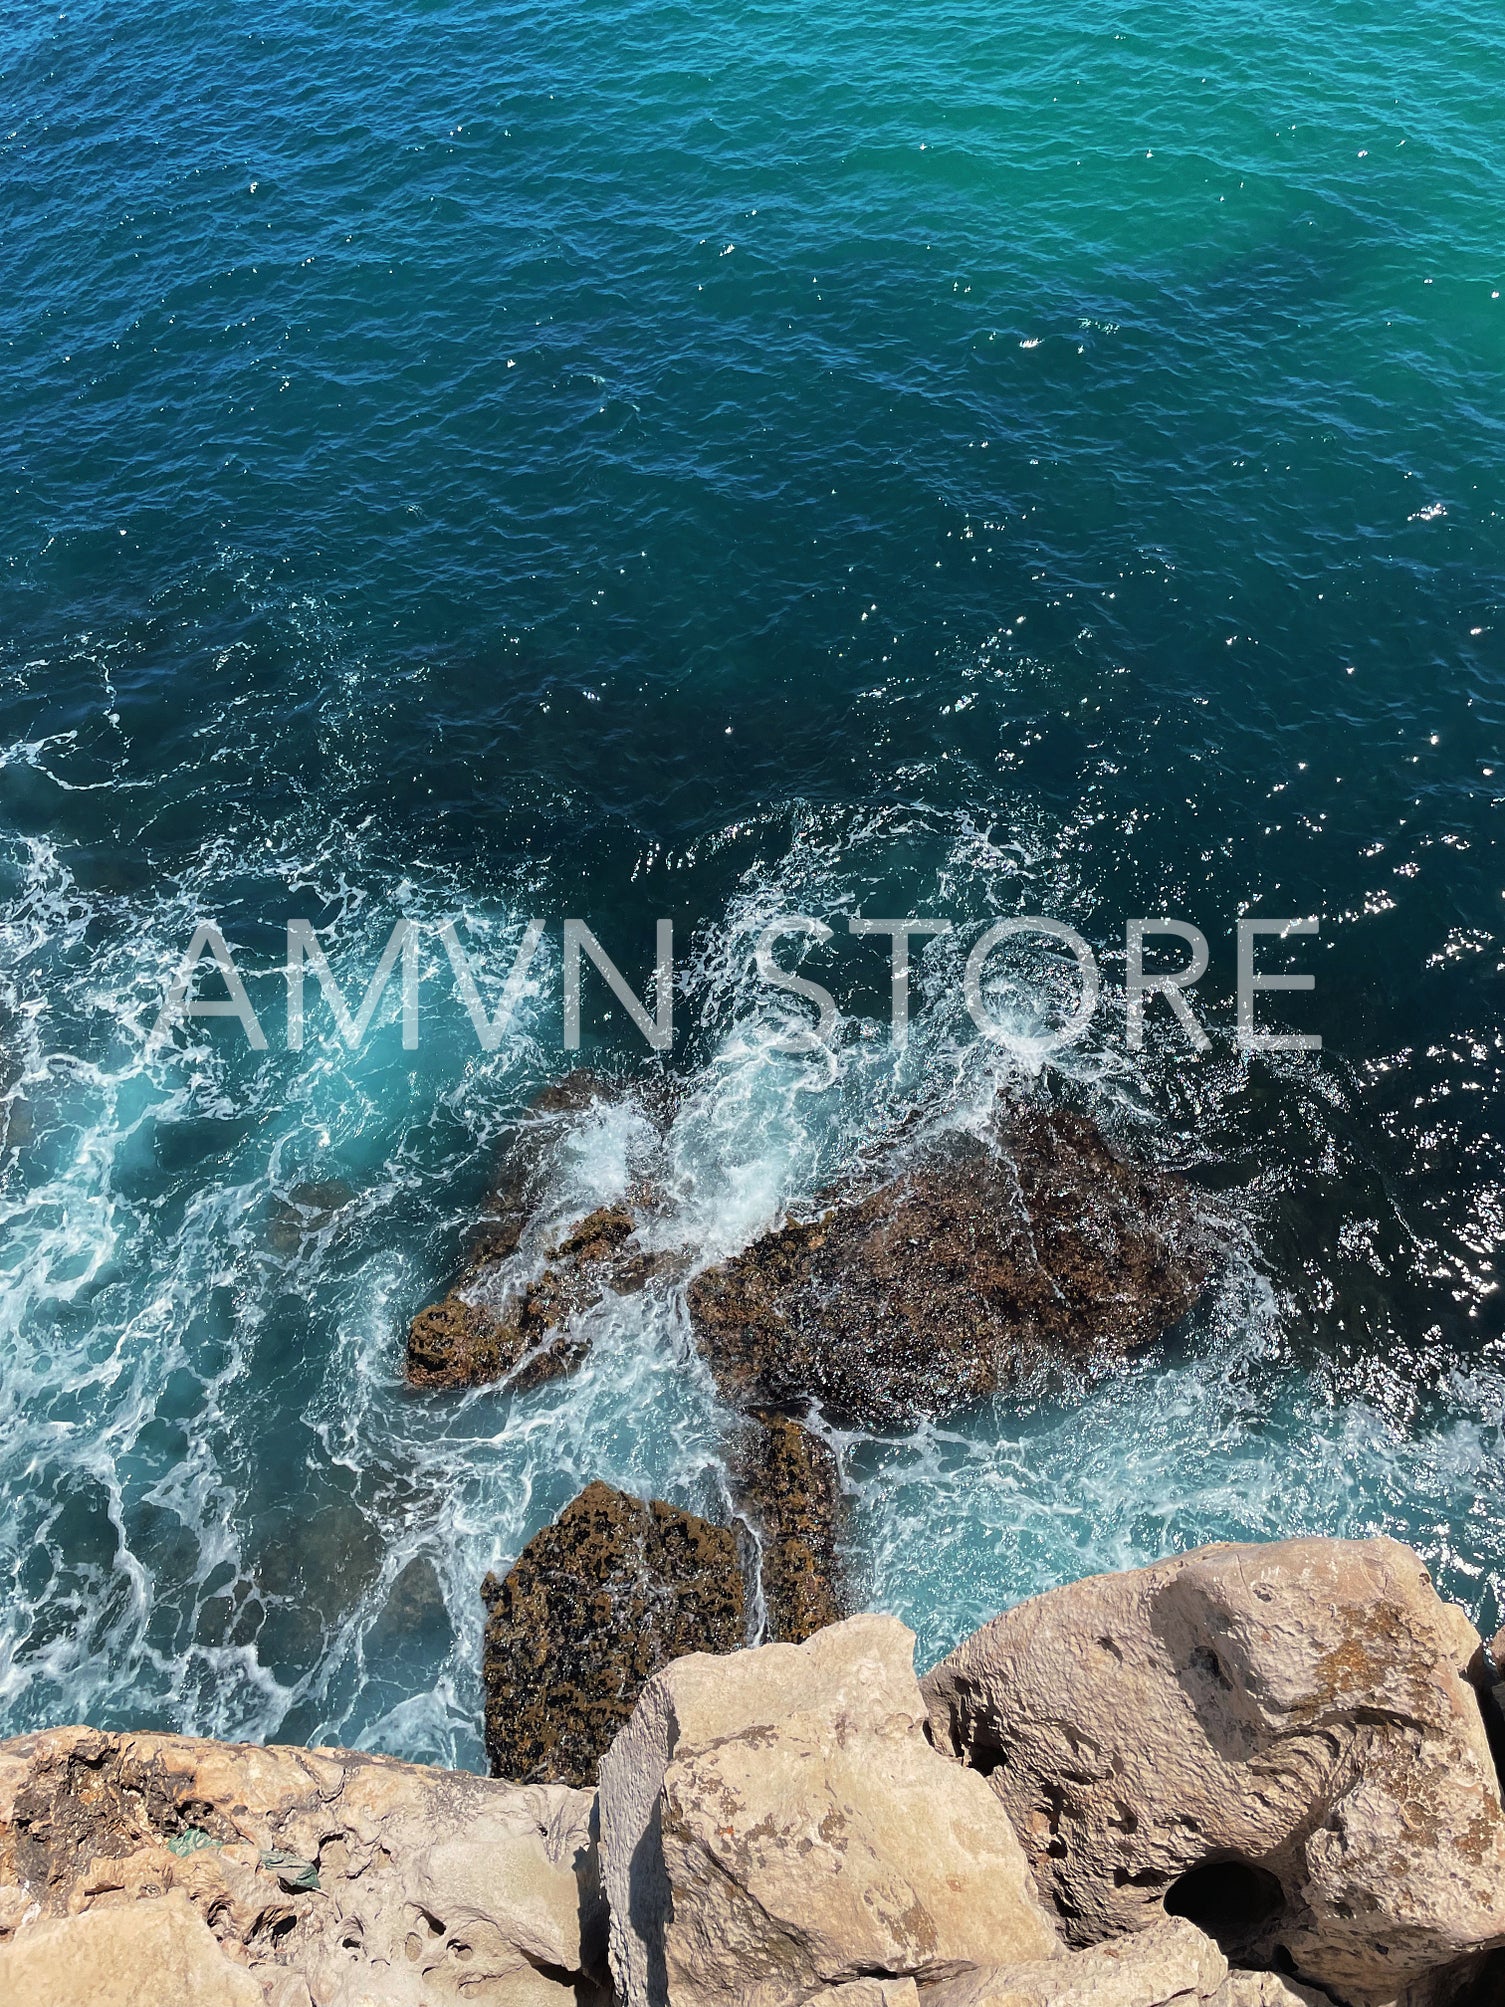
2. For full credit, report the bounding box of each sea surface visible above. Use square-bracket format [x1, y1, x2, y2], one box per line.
[1, 0, 1503, 1768]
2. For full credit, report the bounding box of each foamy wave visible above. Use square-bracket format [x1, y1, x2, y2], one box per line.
[0, 781, 1500, 1768]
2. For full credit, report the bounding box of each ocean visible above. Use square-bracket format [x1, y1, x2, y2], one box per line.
[1, 0, 1502, 1769]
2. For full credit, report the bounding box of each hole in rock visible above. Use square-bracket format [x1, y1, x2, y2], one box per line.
[965, 1728, 1008, 1779]
[1188, 1645, 1231, 1690]
[1164, 1858, 1284, 1950]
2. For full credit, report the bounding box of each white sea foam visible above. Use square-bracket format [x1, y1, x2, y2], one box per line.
[0, 766, 1501, 1770]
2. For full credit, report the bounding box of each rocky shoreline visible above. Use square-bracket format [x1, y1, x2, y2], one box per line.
[13, 1092, 1494, 2003]
[6, 1535, 1505, 2005]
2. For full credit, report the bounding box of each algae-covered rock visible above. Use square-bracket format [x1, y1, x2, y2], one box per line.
[481, 1480, 746, 1788]
[406, 1066, 670, 1393]
[687, 1106, 1207, 1430]
[406, 1202, 637, 1392]
[731, 1410, 846, 1642]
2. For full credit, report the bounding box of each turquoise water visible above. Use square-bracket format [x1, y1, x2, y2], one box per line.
[1, 0, 1503, 1767]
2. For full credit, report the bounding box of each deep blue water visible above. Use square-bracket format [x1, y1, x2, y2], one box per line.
[1, 0, 1503, 1768]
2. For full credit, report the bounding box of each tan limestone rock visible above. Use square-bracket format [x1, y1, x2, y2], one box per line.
[0, 1892, 264, 2007]
[922, 1917, 1222, 2006]
[599, 1612, 1059, 2007]
[922, 1536, 1505, 2005]
[920, 1918, 1333, 2007]
[0, 1726, 605, 2006]
[1213, 1976, 1327, 2007]
[810, 1984, 922, 2007]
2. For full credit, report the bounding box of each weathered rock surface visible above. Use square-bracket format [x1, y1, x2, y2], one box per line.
[731, 1410, 846, 1642]
[917, 1915, 1331, 2007]
[0, 1725, 606, 2006]
[482, 1480, 746, 1788]
[598, 1611, 1059, 2007]
[686, 1107, 1207, 1429]
[1214, 1978, 1327, 2007]
[812, 1984, 920, 2007]
[0, 1893, 265, 2006]
[922, 1535, 1505, 2005]
[921, 1915, 1223, 2007]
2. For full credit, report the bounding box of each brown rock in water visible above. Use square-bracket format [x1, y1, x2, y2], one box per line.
[482, 1480, 746, 1789]
[407, 1202, 639, 1392]
[686, 1106, 1207, 1430]
[731, 1411, 846, 1641]
[921, 1535, 1505, 2006]
[0, 1724, 607, 2007]
[405, 1071, 678, 1393]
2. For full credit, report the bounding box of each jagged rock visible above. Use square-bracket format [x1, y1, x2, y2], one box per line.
[686, 1107, 1207, 1429]
[922, 1536, 1505, 2006]
[407, 1202, 639, 1392]
[598, 1611, 1059, 2007]
[731, 1411, 846, 1641]
[482, 1481, 746, 1788]
[0, 1725, 606, 2006]
[406, 1069, 678, 1392]
[0, 1894, 265, 2006]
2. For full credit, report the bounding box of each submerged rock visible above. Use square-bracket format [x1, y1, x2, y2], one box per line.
[266, 1179, 355, 1254]
[597, 1611, 1060, 2007]
[731, 1410, 846, 1641]
[406, 1068, 674, 1393]
[687, 1106, 1208, 1430]
[481, 1480, 746, 1789]
[0, 1725, 607, 2007]
[921, 1535, 1505, 2006]
[407, 1202, 642, 1392]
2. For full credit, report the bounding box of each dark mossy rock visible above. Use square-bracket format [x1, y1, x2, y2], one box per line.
[731, 1411, 845, 1642]
[686, 1105, 1209, 1431]
[481, 1479, 746, 1787]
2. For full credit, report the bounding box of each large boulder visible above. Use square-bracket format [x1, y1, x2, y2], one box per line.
[598, 1611, 1059, 2007]
[482, 1480, 747, 1787]
[922, 1536, 1505, 2005]
[0, 1725, 606, 2006]
[730, 1411, 846, 1642]
[686, 1108, 1207, 1429]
